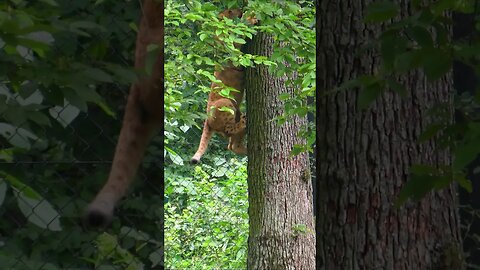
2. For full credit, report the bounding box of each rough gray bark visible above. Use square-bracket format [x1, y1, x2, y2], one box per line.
[246, 32, 316, 269]
[316, 1, 462, 269]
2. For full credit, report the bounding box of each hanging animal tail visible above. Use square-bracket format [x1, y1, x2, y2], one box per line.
[84, 91, 158, 227]
[191, 120, 214, 164]
[83, 0, 164, 228]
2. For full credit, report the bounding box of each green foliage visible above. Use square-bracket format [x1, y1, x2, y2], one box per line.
[91, 232, 151, 269]
[0, 0, 163, 269]
[364, 1, 399, 22]
[0, 0, 138, 154]
[395, 164, 471, 206]
[165, 158, 248, 269]
[253, 1, 316, 153]
[332, 0, 480, 204]
[341, 0, 478, 106]
[1, 172, 62, 231]
[165, 0, 315, 155]
[164, 1, 314, 266]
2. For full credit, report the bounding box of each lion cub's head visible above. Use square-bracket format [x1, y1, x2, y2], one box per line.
[218, 9, 243, 19]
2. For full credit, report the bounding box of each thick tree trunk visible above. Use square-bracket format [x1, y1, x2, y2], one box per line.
[246, 32, 316, 269]
[317, 1, 462, 269]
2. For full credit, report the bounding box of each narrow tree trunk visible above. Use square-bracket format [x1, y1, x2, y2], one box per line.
[246, 32, 316, 269]
[317, 1, 462, 269]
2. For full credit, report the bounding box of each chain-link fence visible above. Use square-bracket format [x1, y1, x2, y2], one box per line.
[164, 121, 315, 269]
[0, 113, 164, 269]
[0, 1, 164, 269]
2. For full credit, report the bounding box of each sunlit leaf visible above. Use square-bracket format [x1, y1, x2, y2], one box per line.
[49, 101, 80, 127]
[15, 189, 62, 231]
[0, 123, 39, 149]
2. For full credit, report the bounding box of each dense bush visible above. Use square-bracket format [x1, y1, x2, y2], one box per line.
[165, 157, 248, 269]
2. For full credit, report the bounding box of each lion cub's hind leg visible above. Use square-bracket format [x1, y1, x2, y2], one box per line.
[226, 114, 247, 155]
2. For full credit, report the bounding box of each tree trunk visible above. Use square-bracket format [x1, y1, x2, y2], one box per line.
[246, 32, 316, 269]
[317, 1, 462, 269]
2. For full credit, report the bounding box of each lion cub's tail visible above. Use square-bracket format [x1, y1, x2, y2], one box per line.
[191, 120, 214, 164]
[83, 0, 163, 228]
[84, 89, 157, 227]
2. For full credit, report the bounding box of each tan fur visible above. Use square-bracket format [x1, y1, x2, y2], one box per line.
[191, 8, 257, 164]
[191, 66, 247, 163]
[84, 0, 164, 227]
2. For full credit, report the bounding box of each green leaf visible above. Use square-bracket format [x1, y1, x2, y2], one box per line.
[70, 20, 103, 31]
[396, 164, 458, 206]
[406, 26, 434, 48]
[394, 50, 422, 73]
[233, 38, 246, 44]
[15, 189, 62, 231]
[197, 69, 218, 83]
[104, 64, 137, 84]
[239, 57, 251, 66]
[218, 106, 235, 115]
[410, 164, 439, 175]
[214, 157, 227, 166]
[433, 22, 449, 46]
[149, 250, 163, 267]
[1, 172, 41, 200]
[0, 148, 14, 162]
[380, 31, 406, 70]
[185, 13, 203, 21]
[219, 88, 231, 97]
[418, 124, 443, 142]
[120, 226, 151, 242]
[453, 140, 480, 171]
[2, 106, 28, 125]
[422, 48, 452, 81]
[165, 146, 184, 166]
[62, 88, 88, 112]
[49, 102, 80, 127]
[386, 78, 406, 97]
[279, 93, 290, 101]
[292, 106, 308, 117]
[212, 166, 227, 177]
[290, 144, 305, 156]
[365, 1, 399, 22]
[16, 37, 50, 57]
[357, 81, 384, 109]
[455, 174, 472, 192]
[0, 123, 38, 149]
[81, 67, 113, 83]
[395, 175, 436, 207]
[28, 111, 51, 126]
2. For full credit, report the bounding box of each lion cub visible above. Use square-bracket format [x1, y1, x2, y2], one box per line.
[191, 8, 255, 163]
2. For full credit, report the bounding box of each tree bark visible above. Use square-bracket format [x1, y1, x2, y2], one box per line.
[246, 32, 316, 269]
[317, 1, 462, 269]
